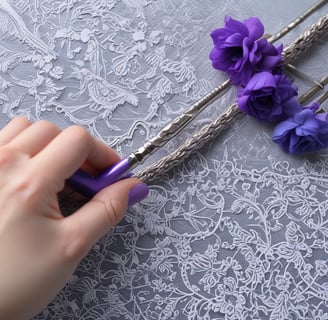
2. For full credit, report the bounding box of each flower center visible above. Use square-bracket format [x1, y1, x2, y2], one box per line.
[258, 95, 273, 105]
[228, 46, 243, 61]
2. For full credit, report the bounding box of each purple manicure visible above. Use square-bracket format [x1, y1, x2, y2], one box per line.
[128, 183, 149, 207]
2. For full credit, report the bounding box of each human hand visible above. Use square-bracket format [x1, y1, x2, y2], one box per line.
[0, 117, 149, 320]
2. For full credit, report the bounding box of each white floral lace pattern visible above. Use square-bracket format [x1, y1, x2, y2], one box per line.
[0, 0, 327, 319]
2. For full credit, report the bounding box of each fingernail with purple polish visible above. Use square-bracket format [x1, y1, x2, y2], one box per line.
[128, 183, 149, 207]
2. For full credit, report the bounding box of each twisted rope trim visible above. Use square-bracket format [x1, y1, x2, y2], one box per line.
[137, 14, 328, 183]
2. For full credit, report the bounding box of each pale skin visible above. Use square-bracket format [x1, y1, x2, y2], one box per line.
[0, 117, 145, 320]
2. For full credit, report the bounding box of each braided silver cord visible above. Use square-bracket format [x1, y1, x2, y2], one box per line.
[137, 14, 328, 183]
[283, 14, 328, 62]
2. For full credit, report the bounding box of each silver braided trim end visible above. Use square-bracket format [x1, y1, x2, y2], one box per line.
[136, 105, 241, 182]
[136, 14, 328, 183]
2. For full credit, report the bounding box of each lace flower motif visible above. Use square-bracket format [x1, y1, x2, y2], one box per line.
[209, 16, 282, 86]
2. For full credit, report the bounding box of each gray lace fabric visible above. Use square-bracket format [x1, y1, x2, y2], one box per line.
[0, 0, 328, 319]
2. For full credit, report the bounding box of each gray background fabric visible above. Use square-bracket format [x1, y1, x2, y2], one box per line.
[0, 0, 327, 319]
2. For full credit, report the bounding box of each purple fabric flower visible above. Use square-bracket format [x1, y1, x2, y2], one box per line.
[209, 16, 282, 86]
[237, 71, 301, 122]
[272, 104, 328, 154]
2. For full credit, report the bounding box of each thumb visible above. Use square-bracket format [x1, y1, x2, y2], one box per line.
[62, 177, 148, 259]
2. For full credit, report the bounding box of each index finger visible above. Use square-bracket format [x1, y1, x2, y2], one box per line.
[31, 126, 120, 185]
[83, 136, 121, 175]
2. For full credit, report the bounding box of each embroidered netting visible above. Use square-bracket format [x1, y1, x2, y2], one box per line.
[0, 0, 327, 319]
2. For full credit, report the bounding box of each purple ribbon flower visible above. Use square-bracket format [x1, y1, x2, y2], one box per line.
[209, 16, 282, 86]
[272, 104, 328, 154]
[237, 71, 301, 122]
